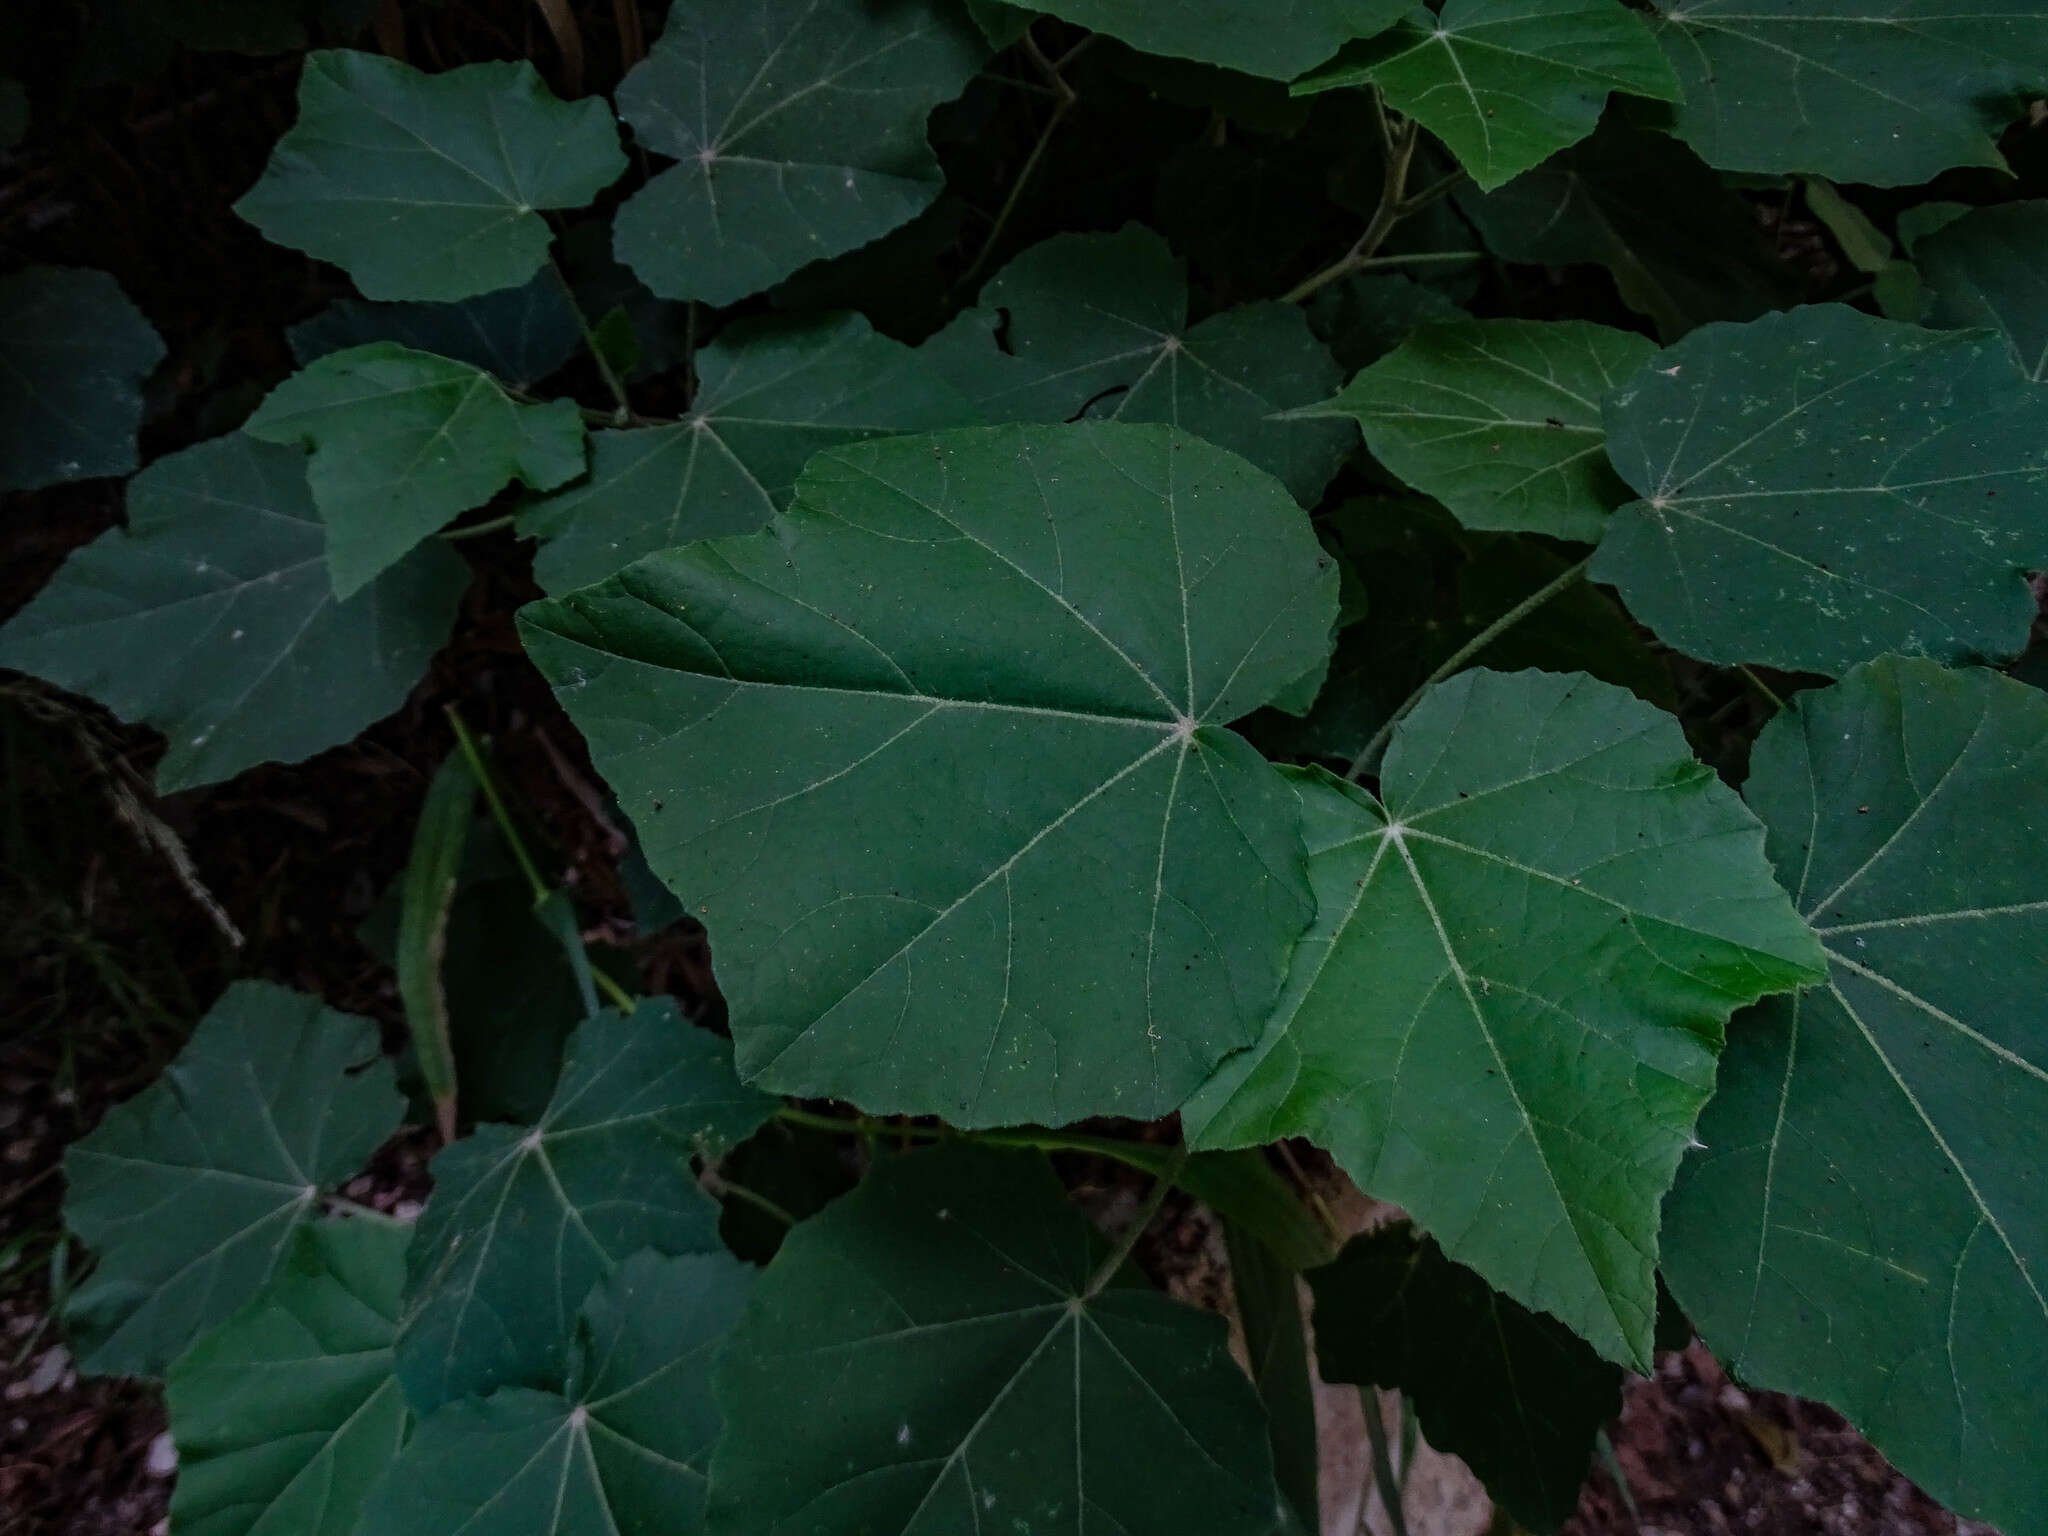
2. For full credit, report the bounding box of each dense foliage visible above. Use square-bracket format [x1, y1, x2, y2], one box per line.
[4, 1, 2045, 1532]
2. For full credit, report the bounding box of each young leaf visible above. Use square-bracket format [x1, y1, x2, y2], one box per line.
[234, 51, 626, 302]
[520, 424, 1337, 1129]
[519, 312, 979, 594]
[166, 1217, 411, 1536]
[0, 435, 466, 794]
[62, 980, 405, 1377]
[1457, 121, 1798, 341]
[1308, 1222, 1623, 1534]
[288, 270, 586, 391]
[1662, 658, 2048, 1536]
[921, 226, 1354, 504]
[1225, 1219, 1320, 1534]
[0, 266, 165, 492]
[1025, 0, 1411, 79]
[1184, 670, 1825, 1369]
[1589, 304, 2048, 676]
[707, 1143, 1286, 1535]
[395, 1001, 773, 1411]
[611, 0, 986, 305]
[1915, 200, 2048, 383]
[362, 1251, 750, 1536]
[1303, 319, 1656, 541]
[1297, 0, 1678, 192]
[396, 753, 477, 1143]
[244, 342, 585, 599]
[1644, 0, 2048, 186]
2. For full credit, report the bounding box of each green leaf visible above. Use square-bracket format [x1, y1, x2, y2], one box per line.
[1662, 658, 2048, 1536]
[1305, 319, 1656, 541]
[1645, 0, 2048, 186]
[1027, 0, 1410, 79]
[1895, 199, 1975, 253]
[1589, 304, 2048, 676]
[0, 435, 466, 794]
[1801, 179, 1894, 276]
[1308, 1222, 1622, 1534]
[0, 266, 165, 492]
[166, 1217, 411, 1536]
[62, 980, 404, 1377]
[0, 77, 27, 147]
[1297, 0, 1678, 192]
[235, 50, 625, 303]
[244, 342, 585, 599]
[520, 423, 1336, 1128]
[520, 312, 978, 594]
[397, 752, 476, 1142]
[395, 1001, 773, 1411]
[363, 1251, 750, 1536]
[611, 0, 986, 305]
[921, 226, 1354, 504]
[1457, 121, 1799, 342]
[288, 270, 585, 391]
[1184, 671, 1825, 1368]
[1225, 1218, 1319, 1534]
[707, 1143, 1286, 1535]
[1304, 273, 1467, 374]
[1917, 200, 2048, 383]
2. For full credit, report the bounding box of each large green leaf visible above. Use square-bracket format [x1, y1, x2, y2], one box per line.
[1916, 200, 2048, 383]
[244, 342, 585, 599]
[1589, 304, 2048, 676]
[62, 981, 404, 1377]
[1184, 670, 1825, 1368]
[0, 435, 466, 794]
[288, 271, 584, 391]
[707, 1143, 1285, 1535]
[1309, 1222, 1622, 1534]
[0, 266, 165, 492]
[1303, 319, 1655, 541]
[1028, 0, 1410, 78]
[363, 1251, 750, 1536]
[521, 423, 1336, 1128]
[520, 312, 978, 593]
[166, 1217, 411, 1536]
[395, 1001, 773, 1411]
[1645, 0, 2048, 186]
[611, 0, 986, 305]
[921, 226, 1354, 504]
[235, 51, 625, 302]
[1296, 0, 1678, 191]
[1456, 121, 1799, 341]
[1662, 658, 2048, 1536]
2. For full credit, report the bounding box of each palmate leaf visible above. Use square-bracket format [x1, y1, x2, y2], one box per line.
[0, 435, 466, 793]
[166, 1217, 411, 1536]
[1303, 319, 1656, 542]
[1645, 0, 2048, 187]
[1308, 1222, 1623, 1534]
[395, 1001, 773, 1412]
[245, 342, 585, 599]
[1296, 0, 1678, 191]
[1185, 670, 1824, 1368]
[611, 0, 986, 305]
[363, 1252, 750, 1536]
[920, 226, 1354, 505]
[1589, 304, 2048, 676]
[288, 270, 585, 391]
[1662, 658, 2048, 1536]
[1916, 200, 2048, 383]
[0, 266, 165, 492]
[1027, 0, 1410, 78]
[707, 1144, 1285, 1536]
[62, 981, 404, 1378]
[235, 51, 625, 302]
[519, 311, 979, 593]
[521, 423, 1336, 1129]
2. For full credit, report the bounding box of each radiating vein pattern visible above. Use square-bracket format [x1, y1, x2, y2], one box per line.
[1590, 304, 2048, 676]
[1184, 670, 1823, 1368]
[523, 425, 1334, 1128]
[1663, 657, 2048, 1536]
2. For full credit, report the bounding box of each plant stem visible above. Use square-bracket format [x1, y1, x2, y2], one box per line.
[1361, 1390, 1412, 1536]
[1348, 556, 1593, 781]
[702, 1170, 796, 1226]
[548, 254, 632, 425]
[446, 706, 550, 902]
[953, 26, 1085, 294]
[438, 511, 517, 540]
[1284, 110, 1421, 304]
[1739, 664, 1786, 713]
[1085, 1144, 1189, 1297]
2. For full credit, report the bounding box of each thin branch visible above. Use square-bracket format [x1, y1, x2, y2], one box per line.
[952, 24, 1085, 295]
[1284, 113, 1422, 303]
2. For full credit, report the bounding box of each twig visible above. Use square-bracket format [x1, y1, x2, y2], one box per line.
[952, 25, 1087, 294]
[1285, 107, 1422, 304]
